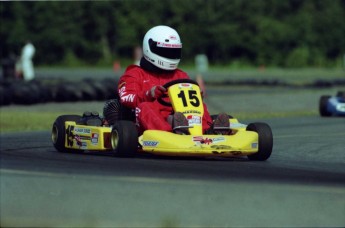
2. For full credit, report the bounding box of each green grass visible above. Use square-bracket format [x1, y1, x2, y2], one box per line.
[230, 110, 318, 120]
[0, 112, 75, 133]
[0, 110, 318, 133]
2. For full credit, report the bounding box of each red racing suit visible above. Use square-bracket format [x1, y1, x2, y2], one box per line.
[118, 65, 213, 134]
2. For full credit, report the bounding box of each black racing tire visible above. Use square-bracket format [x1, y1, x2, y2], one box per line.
[52, 115, 82, 153]
[336, 91, 345, 98]
[10, 82, 41, 105]
[246, 122, 273, 161]
[79, 81, 98, 101]
[0, 85, 12, 106]
[55, 83, 83, 102]
[102, 78, 118, 100]
[83, 78, 108, 100]
[111, 120, 138, 157]
[319, 95, 332, 117]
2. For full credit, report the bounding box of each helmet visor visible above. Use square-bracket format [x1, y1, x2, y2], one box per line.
[149, 39, 181, 59]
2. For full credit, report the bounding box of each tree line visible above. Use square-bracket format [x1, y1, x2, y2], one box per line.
[1, 0, 345, 68]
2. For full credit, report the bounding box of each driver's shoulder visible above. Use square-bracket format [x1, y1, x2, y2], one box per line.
[122, 65, 148, 80]
[125, 64, 143, 73]
[174, 68, 189, 78]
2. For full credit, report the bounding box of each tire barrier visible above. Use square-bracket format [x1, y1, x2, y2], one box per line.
[0, 78, 118, 106]
[1, 77, 344, 106]
[207, 78, 345, 88]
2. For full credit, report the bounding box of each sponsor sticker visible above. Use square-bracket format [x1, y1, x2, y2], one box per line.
[75, 134, 82, 146]
[210, 145, 232, 149]
[252, 143, 258, 148]
[74, 127, 91, 134]
[187, 115, 201, 125]
[121, 94, 135, 102]
[74, 135, 91, 146]
[212, 137, 225, 143]
[143, 141, 159, 147]
[118, 82, 126, 89]
[80, 142, 88, 149]
[74, 136, 87, 149]
[91, 133, 99, 144]
[119, 85, 136, 103]
[179, 83, 192, 89]
[183, 110, 202, 115]
[118, 86, 126, 97]
[193, 136, 213, 145]
[231, 123, 247, 128]
[156, 42, 182, 48]
[193, 136, 225, 145]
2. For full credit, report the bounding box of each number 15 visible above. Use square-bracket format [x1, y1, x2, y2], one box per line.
[177, 90, 200, 107]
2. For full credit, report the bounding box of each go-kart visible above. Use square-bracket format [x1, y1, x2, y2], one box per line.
[319, 91, 345, 117]
[52, 79, 273, 160]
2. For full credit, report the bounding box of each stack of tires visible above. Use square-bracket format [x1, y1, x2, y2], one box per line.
[0, 78, 118, 106]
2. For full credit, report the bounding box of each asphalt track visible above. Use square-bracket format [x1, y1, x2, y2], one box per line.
[1, 115, 345, 227]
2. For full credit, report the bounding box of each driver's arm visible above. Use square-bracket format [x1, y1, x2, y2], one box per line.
[118, 74, 147, 109]
[118, 70, 166, 109]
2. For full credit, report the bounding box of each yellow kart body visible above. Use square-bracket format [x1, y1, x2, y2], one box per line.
[52, 79, 272, 160]
[60, 122, 112, 151]
[59, 119, 258, 158]
[139, 124, 258, 157]
[139, 82, 259, 157]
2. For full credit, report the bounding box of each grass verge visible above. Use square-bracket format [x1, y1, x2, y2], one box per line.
[0, 112, 77, 133]
[0, 110, 317, 133]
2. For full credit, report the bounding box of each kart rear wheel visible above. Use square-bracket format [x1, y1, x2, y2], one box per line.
[111, 120, 138, 157]
[52, 115, 82, 153]
[247, 122, 273, 161]
[319, 95, 332, 117]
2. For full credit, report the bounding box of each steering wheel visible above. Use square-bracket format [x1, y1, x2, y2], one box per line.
[157, 78, 199, 107]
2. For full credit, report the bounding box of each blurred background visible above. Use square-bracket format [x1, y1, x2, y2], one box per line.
[0, 0, 345, 130]
[1, 2, 345, 227]
[1, 0, 345, 69]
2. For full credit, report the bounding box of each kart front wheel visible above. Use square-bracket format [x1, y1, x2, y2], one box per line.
[247, 122, 273, 161]
[319, 95, 332, 117]
[52, 115, 82, 153]
[336, 91, 345, 98]
[111, 121, 138, 157]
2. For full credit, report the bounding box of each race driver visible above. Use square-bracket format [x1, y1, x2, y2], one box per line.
[117, 25, 230, 135]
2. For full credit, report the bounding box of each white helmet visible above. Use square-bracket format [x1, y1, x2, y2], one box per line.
[142, 25, 182, 70]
